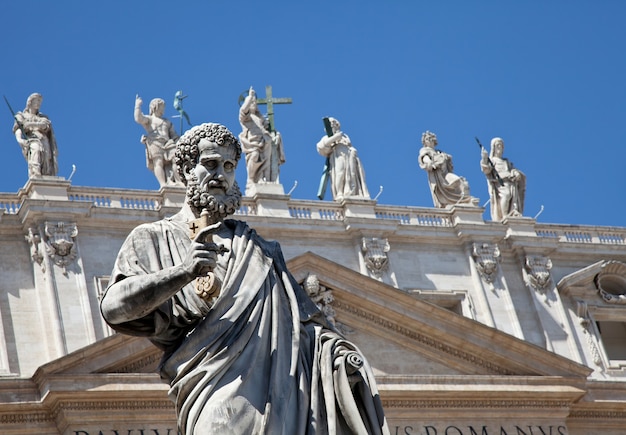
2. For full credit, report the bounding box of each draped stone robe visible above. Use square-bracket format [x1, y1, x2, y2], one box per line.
[102, 217, 389, 435]
[317, 133, 370, 201]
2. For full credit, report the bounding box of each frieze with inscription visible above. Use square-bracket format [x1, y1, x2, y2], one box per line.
[391, 424, 567, 435]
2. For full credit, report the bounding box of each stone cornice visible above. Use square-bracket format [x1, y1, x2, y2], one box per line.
[383, 399, 572, 409]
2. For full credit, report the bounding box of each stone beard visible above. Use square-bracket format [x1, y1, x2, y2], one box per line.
[185, 171, 242, 221]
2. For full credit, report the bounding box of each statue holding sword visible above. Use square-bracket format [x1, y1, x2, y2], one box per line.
[5, 93, 58, 178]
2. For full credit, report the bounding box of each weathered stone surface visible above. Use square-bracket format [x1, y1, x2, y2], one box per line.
[11, 93, 58, 178]
[317, 117, 370, 201]
[134, 95, 182, 187]
[418, 131, 478, 208]
[480, 137, 526, 221]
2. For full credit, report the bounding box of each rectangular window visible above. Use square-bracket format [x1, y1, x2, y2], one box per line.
[597, 321, 626, 360]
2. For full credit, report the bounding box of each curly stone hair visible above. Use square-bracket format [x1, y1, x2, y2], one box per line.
[175, 123, 242, 185]
[421, 130, 437, 147]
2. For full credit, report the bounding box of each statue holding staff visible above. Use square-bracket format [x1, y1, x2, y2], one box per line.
[316, 117, 370, 201]
[480, 137, 526, 221]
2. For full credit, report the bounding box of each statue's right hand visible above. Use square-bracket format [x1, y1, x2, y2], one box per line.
[183, 223, 228, 277]
[182, 240, 220, 277]
[480, 148, 488, 161]
[135, 94, 142, 106]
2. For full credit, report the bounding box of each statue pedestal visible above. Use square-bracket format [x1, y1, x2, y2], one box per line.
[504, 216, 537, 238]
[159, 185, 186, 208]
[450, 204, 485, 226]
[247, 183, 291, 218]
[246, 182, 285, 196]
[341, 198, 377, 219]
[19, 176, 70, 201]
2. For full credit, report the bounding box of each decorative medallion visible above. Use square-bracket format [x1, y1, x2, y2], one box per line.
[472, 243, 500, 283]
[361, 237, 390, 279]
[524, 255, 553, 291]
[44, 221, 78, 272]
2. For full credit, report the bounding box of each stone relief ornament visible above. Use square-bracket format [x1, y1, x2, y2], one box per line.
[24, 227, 44, 266]
[576, 301, 603, 366]
[472, 243, 501, 284]
[594, 260, 626, 304]
[302, 274, 336, 327]
[44, 221, 78, 272]
[362, 237, 390, 279]
[524, 255, 553, 291]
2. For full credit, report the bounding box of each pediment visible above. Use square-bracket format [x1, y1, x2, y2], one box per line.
[559, 260, 626, 305]
[35, 333, 161, 377]
[287, 251, 592, 379]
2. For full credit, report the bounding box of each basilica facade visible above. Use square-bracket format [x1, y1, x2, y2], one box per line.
[0, 176, 625, 434]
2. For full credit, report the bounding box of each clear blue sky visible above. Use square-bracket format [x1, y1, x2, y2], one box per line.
[1, 1, 624, 227]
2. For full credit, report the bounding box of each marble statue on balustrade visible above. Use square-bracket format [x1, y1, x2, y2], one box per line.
[12, 93, 58, 178]
[134, 95, 182, 187]
[316, 117, 370, 201]
[100, 122, 388, 435]
[480, 137, 526, 221]
[418, 131, 478, 208]
[238, 87, 285, 195]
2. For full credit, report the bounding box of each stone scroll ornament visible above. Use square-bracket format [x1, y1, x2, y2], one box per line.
[188, 210, 229, 304]
[524, 255, 553, 291]
[44, 221, 78, 273]
[362, 237, 390, 279]
[25, 227, 44, 266]
[472, 242, 501, 284]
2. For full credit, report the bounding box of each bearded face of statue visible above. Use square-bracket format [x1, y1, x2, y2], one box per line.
[186, 138, 242, 223]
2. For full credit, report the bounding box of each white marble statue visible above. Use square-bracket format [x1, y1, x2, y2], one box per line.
[418, 131, 478, 208]
[264, 116, 286, 183]
[316, 117, 370, 201]
[238, 87, 285, 195]
[481, 137, 526, 221]
[12, 93, 58, 178]
[134, 95, 181, 187]
[100, 123, 388, 435]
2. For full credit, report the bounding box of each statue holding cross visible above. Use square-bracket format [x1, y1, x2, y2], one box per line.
[238, 86, 290, 195]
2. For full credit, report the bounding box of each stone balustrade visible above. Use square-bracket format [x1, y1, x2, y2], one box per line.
[1, 184, 625, 246]
[535, 224, 626, 245]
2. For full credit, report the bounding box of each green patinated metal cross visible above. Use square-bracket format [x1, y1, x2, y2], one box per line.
[256, 85, 292, 132]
